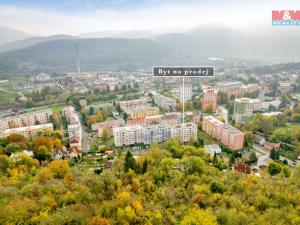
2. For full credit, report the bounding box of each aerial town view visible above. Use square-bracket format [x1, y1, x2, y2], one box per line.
[0, 1, 300, 225]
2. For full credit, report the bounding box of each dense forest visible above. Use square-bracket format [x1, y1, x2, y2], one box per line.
[0, 133, 299, 225]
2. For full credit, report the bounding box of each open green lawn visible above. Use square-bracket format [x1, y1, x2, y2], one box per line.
[22, 103, 65, 113]
[0, 90, 18, 105]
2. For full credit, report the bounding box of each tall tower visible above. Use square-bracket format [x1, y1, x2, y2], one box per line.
[75, 44, 81, 76]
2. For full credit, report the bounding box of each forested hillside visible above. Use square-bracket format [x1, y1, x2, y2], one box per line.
[0, 135, 299, 225]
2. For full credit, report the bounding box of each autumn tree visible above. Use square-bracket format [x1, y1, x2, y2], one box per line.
[0, 155, 11, 174]
[89, 216, 110, 225]
[48, 160, 71, 179]
[181, 208, 217, 225]
[102, 128, 111, 143]
[204, 104, 214, 114]
[52, 111, 62, 129]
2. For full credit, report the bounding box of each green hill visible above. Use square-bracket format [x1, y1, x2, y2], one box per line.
[0, 38, 175, 77]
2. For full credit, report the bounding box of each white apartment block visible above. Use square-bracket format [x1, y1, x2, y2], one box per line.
[113, 122, 198, 146]
[171, 122, 198, 142]
[1, 123, 53, 140]
[180, 85, 192, 102]
[144, 125, 171, 144]
[113, 125, 144, 146]
[0, 110, 53, 131]
[119, 98, 149, 112]
[151, 91, 176, 111]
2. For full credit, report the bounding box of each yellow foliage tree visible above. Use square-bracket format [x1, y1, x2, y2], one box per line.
[181, 208, 217, 225]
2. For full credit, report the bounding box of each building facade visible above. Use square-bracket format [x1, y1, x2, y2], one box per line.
[128, 107, 160, 119]
[202, 88, 218, 112]
[180, 85, 192, 103]
[113, 125, 144, 147]
[171, 122, 198, 143]
[0, 110, 53, 131]
[2, 123, 53, 140]
[119, 98, 148, 112]
[202, 116, 244, 150]
[233, 98, 254, 123]
[113, 122, 197, 146]
[144, 125, 171, 144]
[151, 91, 176, 111]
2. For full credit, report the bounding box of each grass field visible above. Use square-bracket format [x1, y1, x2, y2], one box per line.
[0, 89, 18, 105]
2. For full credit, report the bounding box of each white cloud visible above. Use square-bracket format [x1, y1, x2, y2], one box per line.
[0, 1, 300, 36]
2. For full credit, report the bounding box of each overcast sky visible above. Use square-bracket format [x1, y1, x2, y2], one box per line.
[0, 0, 300, 36]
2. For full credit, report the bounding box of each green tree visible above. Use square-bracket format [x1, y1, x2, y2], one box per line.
[205, 104, 214, 114]
[5, 143, 20, 155]
[267, 162, 282, 176]
[185, 156, 205, 175]
[124, 151, 138, 173]
[249, 152, 258, 163]
[282, 165, 291, 178]
[35, 145, 53, 161]
[89, 106, 95, 116]
[0, 155, 11, 173]
[123, 112, 128, 121]
[270, 148, 280, 161]
[102, 128, 111, 143]
[210, 181, 224, 193]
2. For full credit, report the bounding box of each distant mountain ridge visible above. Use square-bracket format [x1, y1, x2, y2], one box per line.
[0, 26, 33, 46]
[0, 38, 176, 77]
[0, 26, 300, 77]
[0, 35, 76, 52]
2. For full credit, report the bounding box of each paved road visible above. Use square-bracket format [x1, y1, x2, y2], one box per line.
[252, 143, 297, 167]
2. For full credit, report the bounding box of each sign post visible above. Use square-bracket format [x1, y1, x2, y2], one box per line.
[153, 66, 215, 124]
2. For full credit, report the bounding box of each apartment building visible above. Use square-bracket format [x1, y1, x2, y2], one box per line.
[63, 106, 82, 146]
[215, 81, 259, 100]
[202, 88, 218, 112]
[233, 98, 254, 123]
[113, 122, 197, 146]
[202, 116, 244, 150]
[128, 107, 160, 119]
[161, 113, 181, 125]
[221, 124, 245, 150]
[215, 81, 243, 93]
[63, 106, 80, 125]
[202, 116, 224, 140]
[180, 85, 193, 102]
[1, 123, 53, 140]
[171, 122, 198, 143]
[119, 98, 148, 112]
[0, 110, 53, 131]
[144, 125, 171, 144]
[113, 125, 144, 146]
[127, 118, 147, 126]
[145, 115, 163, 125]
[92, 119, 125, 132]
[151, 91, 176, 111]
